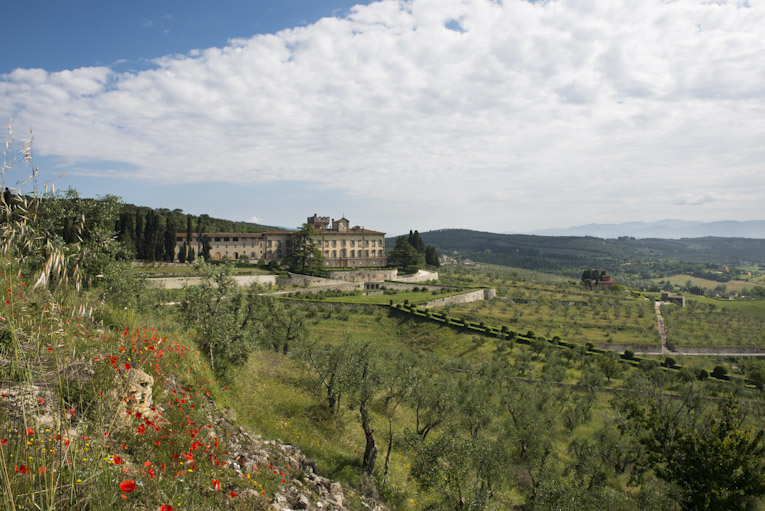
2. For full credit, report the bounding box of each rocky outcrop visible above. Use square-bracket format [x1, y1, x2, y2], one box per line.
[206, 412, 388, 511]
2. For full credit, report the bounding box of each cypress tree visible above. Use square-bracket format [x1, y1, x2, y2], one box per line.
[164, 219, 177, 262]
[135, 211, 144, 259]
[186, 214, 195, 263]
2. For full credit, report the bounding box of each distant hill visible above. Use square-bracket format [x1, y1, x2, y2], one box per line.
[391, 229, 765, 279]
[523, 219, 765, 239]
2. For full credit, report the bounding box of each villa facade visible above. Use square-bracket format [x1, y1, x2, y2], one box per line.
[176, 214, 386, 268]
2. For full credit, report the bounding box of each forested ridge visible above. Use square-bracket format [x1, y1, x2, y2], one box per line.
[401, 228, 765, 278]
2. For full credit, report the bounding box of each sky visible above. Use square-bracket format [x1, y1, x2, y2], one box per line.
[1, 0, 764, 236]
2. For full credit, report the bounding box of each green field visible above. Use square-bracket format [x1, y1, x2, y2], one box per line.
[661, 295, 765, 348]
[654, 273, 761, 293]
[435, 265, 659, 347]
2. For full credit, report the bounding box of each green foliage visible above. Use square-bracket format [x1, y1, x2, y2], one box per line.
[284, 223, 325, 274]
[630, 394, 765, 510]
[180, 261, 261, 375]
[712, 365, 729, 380]
[388, 236, 425, 274]
[597, 352, 624, 383]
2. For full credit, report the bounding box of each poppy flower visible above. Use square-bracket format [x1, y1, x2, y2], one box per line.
[160, 506, 174, 511]
[229, 491, 238, 498]
[119, 480, 136, 493]
[211, 479, 221, 490]
[26, 428, 34, 436]
[1, 439, 7, 445]
[113, 455, 123, 465]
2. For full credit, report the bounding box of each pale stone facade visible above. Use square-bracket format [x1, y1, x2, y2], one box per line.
[176, 215, 386, 268]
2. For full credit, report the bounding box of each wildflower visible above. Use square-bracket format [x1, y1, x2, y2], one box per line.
[26, 428, 34, 436]
[160, 506, 174, 511]
[119, 480, 136, 493]
[113, 455, 123, 465]
[212, 478, 221, 490]
[229, 490, 238, 498]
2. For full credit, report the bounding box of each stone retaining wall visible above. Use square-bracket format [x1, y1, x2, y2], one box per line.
[422, 288, 496, 309]
[596, 344, 663, 354]
[673, 346, 765, 355]
[326, 269, 398, 283]
[393, 270, 439, 283]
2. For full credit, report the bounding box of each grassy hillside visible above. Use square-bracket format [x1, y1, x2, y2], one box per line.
[2, 172, 763, 510]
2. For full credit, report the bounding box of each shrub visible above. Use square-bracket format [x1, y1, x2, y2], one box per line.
[712, 365, 728, 379]
[663, 357, 677, 368]
[526, 330, 536, 339]
[586, 342, 595, 351]
[623, 349, 635, 360]
[696, 368, 710, 381]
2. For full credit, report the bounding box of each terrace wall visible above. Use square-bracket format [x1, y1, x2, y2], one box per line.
[421, 288, 496, 309]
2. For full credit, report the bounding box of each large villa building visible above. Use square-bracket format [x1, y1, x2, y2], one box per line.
[176, 214, 386, 268]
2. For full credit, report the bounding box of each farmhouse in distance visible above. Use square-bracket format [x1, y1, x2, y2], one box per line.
[175, 214, 386, 267]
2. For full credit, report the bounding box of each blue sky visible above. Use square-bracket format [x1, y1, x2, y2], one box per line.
[2, 0, 764, 235]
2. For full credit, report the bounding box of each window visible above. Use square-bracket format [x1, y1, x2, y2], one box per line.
[365, 240, 370, 246]
[176, 237, 182, 242]
[341, 240, 346, 247]
[224, 237, 229, 242]
[351, 250, 355, 257]
[350, 240, 355, 247]
[215, 237, 221, 242]
[332, 250, 337, 258]
[332, 240, 337, 247]
[372, 240, 376, 247]
[324, 251, 329, 257]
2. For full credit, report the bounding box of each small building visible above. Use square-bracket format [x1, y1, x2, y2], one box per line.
[660, 291, 686, 307]
[595, 274, 619, 289]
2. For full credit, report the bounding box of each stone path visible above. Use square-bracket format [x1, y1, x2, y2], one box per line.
[655, 301, 671, 354]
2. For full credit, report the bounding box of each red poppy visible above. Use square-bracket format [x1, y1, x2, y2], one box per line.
[26, 428, 34, 436]
[211, 479, 221, 490]
[15, 465, 29, 474]
[119, 480, 136, 493]
[113, 455, 123, 465]
[160, 506, 174, 511]
[1, 439, 7, 445]
[229, 491, 238, 498]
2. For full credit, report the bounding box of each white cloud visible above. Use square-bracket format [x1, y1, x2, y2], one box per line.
[1, 0, 764, 231]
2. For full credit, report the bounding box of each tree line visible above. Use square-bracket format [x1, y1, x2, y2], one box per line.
[387, 230, 440, 273]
